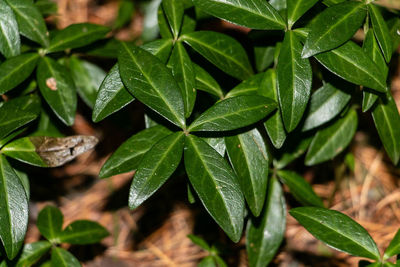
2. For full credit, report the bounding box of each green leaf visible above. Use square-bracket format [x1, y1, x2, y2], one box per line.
[0, 155, 29, 259]
[290, 207, 380, 260]
[368, 4, 392, 63]
[0, 94, 40, 140]
[37, 57, 77, 126]
[322, 0, 346, 6]
[99, 125, 172, 178]
[51, 247, 80, 267]
[118, 42, 185, 128]
[203, 137, 226, 157]
[277, 31, 312, 132]
[274, 133, 313, 169]
[388, 18, 400, 53]
[2, 135, 98, 168]
[59, 220, 109, 245]
[260, 69, 286, 149]
[225, 73, 264, 99]
[277, 170, 324, 207]
[0, 53, 39, 94]
[372, 93, 400, 165]
[362, 29, 387, 112]
[168, 42, 196, 118]
[225, 128, 269, 217]
[37, 205, 63, 243]
[15, 241, 52, 267]
[302, 2, 366, 58]
[187, 183, 196, 204]
[0, 0, 20, 58]
[254, 46, 275, 72]
[192, 0, 286, 30]
[92, 64, 134, 122]
[35, 0, 58, 16]
[158, 4, 173, 40]
[287, 0, 319, 28]
[32, 108, 63, 137]
[184, 135, 245, 242]
[305, 108, 358, 165]
[188, 95, 277, 132]
[113, 0, 135, 29]
[181, 31, 253, 80]
[181, 14, 197, 35]
[199, 256, 217, 267]
[302, 82, 351, 131]
[187, 234, 211, 251]
[129, 132, 185, 209]
[48, 23, 110, 53]
[69, 57, 106, 109]
[4, 0, 49, 47]
[384, 229, 400, 260]
[193, 63, 224, 98]
[246, 177, 286, 267]
[315, 40, 387, 93]
[141, 39, 174, 64]
[162, 0, 184, 39]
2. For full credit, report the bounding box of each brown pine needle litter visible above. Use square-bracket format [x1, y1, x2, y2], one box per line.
[24, 0, 400, 266]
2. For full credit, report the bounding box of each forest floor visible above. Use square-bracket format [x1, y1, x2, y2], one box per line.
[25, 0, 400, 266]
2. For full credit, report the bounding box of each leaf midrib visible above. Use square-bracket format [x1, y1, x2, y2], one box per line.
[0, 54, 38, 87]
[49, 26, 107, 51]
[377, 103, 399, 162]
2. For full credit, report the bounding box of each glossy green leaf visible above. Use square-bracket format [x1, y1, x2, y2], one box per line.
[187, 183, 196, 204]
[246, 177, 286, 267]
[181, 31, 253, 80]
[118, 42, 185, 128]
[305, 109, 358, 165]
[388, 17, 400, 53]
[302, 82, 351, 131]
[368, 4, 392, 63]
[187, 234, 210, 251]
[322, 0, 346, 6]
[51, 247, 80, 267]
[92, 64, 134, 122]
[37, 205, 63, 243]
[277, 31, 312, 132]
[37, 57, 77, 126]
[162, 0, 184, 39]
[69, 57, 106, 109]
[192, 0, 286, 30]
[384, 229, 400, 260]
[225, 128, 269, 217]
[4, 0, 49, 47]
[168, 42, 196, 118]
[48, 23, 109, 53]
[15, 241, 51, 267]
[141, 38, 174, 64]
[203, 137, 226, 157]
[0, 53, 39, 94]
[2, 135, 98, 168]
[99, 125, 172, 178]
[0, 155, 28, 259]
[287, 0, 319, 28]
[254, 46, 275, 72]
[181, 14, 196, 35]
[129, 132, 185, 209]
[315, 40, 387, 93]
[302, 2, 366, 58]
[113, 0, 134, 29]
[59, 220, 108, 245]
[225, 73, 264, 99]
[260, 69, 286, 149]
[32, 108, 63, 137]
[0, 128, 26, 150]
[188, 95, 277, 132]
[184, 135, 245, 242]
[158, 4, 173, 39]
[290, 207, 380, 260]
[277, 170, 324, 207]
[0, 94, 40, 140]
[193, 63, 224, 98]
[362, 29, 387, 112]
[372, 93, 400, 165]
[0, 0, 20, 58]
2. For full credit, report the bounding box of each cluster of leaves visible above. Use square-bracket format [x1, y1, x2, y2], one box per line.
[0, 0, 111, 262]
[93, 0, 400, 265]
[0, 205, 109, 267]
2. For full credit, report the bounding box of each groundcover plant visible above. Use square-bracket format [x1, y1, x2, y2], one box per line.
[1, 0, 400, 266]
